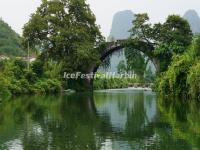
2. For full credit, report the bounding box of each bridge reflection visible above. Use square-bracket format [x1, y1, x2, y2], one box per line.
[0, 91, 158, 150]
[1, 91, 200, 149]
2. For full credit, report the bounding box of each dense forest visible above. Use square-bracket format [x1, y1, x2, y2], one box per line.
[0, 19, 24, 56]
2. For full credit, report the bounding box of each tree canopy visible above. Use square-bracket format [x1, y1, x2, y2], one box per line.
[156, 36, 200, 100]
[126, 13, 193, 72]
[23, 0, 104, 73]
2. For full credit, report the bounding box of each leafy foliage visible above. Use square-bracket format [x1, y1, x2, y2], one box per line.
[117, 60, 127, 74]
[94, 72, 139, 90]
[187, 63, 200, 99]
[156, 36, 200, 100]
[23, 0, 104, 73]
[0, 59, 62, 100]
[125, 47, 149, 80]
[0, 19, 25, 56]
[127, 13, 193, 73]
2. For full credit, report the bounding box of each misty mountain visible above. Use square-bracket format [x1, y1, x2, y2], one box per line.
[183, 10, 200, 34]
[108, 10, 135, 41]
[100, 10, 135, 73]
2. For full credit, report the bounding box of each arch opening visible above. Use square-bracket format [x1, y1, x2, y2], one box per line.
[92, 44, 157, 90]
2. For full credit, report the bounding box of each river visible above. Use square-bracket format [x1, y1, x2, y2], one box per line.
[0, 89, 200, 150]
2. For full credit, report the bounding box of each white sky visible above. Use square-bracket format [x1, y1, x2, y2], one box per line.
[0, 0, 200, 37]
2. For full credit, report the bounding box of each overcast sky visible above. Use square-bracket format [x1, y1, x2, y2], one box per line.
[0, 0, 200, 37]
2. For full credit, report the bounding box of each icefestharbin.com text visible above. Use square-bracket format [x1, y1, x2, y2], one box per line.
[63, 72, 137, 79]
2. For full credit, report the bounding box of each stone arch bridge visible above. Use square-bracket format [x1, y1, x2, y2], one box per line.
[83, 39, 159, 90]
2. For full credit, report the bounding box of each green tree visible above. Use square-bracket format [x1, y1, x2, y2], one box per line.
[117, 60, 127, 73]
[23, 0, 104, 73]
[125, 47, 149, 81]
[127, 13, 193, 73]
[156, 36, 200, 100]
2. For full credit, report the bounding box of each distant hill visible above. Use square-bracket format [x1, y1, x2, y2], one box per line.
[183, 10, 200, 34]
[0, 19, 24, 56]
[108, 10, 135, 41]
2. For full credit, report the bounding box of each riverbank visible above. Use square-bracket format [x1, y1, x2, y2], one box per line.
[0, 59, 63, 100]
[95, 87, 152, 92]
[93, 74, 154, 90]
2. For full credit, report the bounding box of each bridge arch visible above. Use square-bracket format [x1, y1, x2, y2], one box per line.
[84, 40, 159, 90]
[92, 41, 158, 74]
[93, 44, 124, 73]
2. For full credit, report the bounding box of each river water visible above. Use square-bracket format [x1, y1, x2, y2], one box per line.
[0, 89, 200, 150]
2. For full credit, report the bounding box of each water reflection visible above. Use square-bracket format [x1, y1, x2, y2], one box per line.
[0, 90, 200, 150]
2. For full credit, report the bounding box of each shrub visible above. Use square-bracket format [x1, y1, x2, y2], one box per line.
[93, 77, 138, 90]
[14, 59, 27, 70]
[155, 36, 200, 101]
[19, 79, 30, 94]
[31, 79, 62, 94]
[32, 60, 44, 77]
[25, 71, 38, 84]
[187, 63, 200, 99]
[0, 59, 63, 96]
[0, 76, 11, 99]
[156, 54, 193, 98]
[9, 79, 23, 94]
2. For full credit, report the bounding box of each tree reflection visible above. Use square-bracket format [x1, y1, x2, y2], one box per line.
[125, 93, 153, 138]
[0, 92, 200, 150]
[157, 97, 200, 149]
